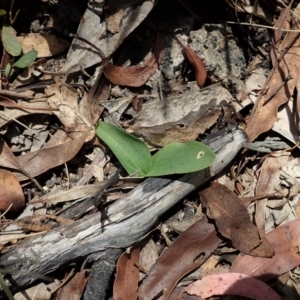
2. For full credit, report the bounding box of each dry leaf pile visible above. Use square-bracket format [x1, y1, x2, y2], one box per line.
[1, 0, 300, 299]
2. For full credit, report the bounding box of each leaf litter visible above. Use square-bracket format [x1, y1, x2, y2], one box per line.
[2, 0, 300, 299]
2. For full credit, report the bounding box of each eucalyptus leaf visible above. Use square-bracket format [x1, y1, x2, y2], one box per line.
[145, 141, 216, 177]
[1, 25, 21, 56]
[13, 50, 37, 68]
[96, 122, 151, 177]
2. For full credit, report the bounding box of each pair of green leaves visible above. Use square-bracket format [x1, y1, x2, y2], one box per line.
[96, 122, 216, 177]
[2, 25, 37, 76]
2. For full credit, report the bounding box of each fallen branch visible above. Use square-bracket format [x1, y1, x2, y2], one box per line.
[1, 128, 247, 294]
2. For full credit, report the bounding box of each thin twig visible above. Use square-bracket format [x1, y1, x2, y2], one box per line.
[225, 21, 300, 32]
[70, 34, 107, 66]
[0, 90, 34, 100]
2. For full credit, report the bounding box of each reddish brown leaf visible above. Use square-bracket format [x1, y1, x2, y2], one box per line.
[104, 34, 163, 87]
[230, 219, 300, 280]
[0, 169, 25, 212]
[174, 35, 207, 87]
[184, 273, 280, 300]
[138, 216, 221, 300]
[57, 270, 89, 300]
[200, 182, 274, 257]
[113, 248, 140, 300]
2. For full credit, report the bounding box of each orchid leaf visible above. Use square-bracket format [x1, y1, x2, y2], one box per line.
[96, 122, 215, 177]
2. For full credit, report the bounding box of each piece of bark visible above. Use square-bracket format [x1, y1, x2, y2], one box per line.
[0, 129, 247, 294]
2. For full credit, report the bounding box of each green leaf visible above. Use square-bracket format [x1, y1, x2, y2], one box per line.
[4, 63, 12, 78]
[145, 141, 216, 177]
[1, 25, 21, 56]
[96, 122, 151, 177]
[0, 10, 7, 17]
[13, 49, 37, 68]
[0, 271, 15, 300]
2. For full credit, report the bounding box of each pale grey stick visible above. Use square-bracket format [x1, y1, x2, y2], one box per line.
[1, 129, 247, 289]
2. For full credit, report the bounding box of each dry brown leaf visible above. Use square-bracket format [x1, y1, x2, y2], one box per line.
[113, 248, 140, 300]
[15, 215, 73, 232]
[17, 33, 70, 58]
[230, 219, 300, 280]
[200, 182, 274, 257]
[0, 169, 25, 212]
[46, 81, 94, 140]
[138, 216, 221, 300]
[57, 270, 89, 300]
[174, 35, 207, 87]
[13, 131, 90, 181]
[246, 3, 300, 142]
[104, 34, 163, 87]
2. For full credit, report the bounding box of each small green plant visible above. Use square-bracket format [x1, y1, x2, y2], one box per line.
[2, 25, 37, 78]
[0, 1, 37, 79]
[96, 122, 216, 177]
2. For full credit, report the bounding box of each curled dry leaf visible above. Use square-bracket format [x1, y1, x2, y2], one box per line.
[113, 248, 140, 300]
[184, 273, 280, 300]
[200, 182, 274, 257]
[104, 34, 163, 87]
[246, 3, 300, 142]
[230, 218, 300, 281]
[46, 81, 94, 140]
[138, 216, 221, 300]
[174, 35, 207, 87]
[0, 169, 25, 212]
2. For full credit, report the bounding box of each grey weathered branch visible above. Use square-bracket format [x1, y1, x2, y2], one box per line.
[1, 128, 248, 289]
